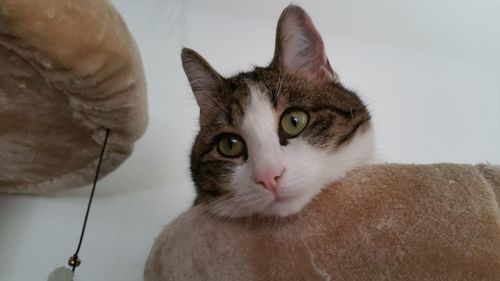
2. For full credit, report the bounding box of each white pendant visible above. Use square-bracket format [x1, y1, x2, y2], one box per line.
[48, 267, 74, 281]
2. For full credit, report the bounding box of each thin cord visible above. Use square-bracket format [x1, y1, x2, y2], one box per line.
[71, 128, 110, 272]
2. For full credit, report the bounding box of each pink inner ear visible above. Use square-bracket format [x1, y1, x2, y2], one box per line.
[316, 62, 335, 81]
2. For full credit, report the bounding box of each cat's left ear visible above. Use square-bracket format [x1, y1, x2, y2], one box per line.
[181, 48, 224, 111]
[271, 5, 339, 83]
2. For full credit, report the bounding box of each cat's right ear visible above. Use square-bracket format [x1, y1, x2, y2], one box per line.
[271, 5, 339, 83]
[181, 48, 223, 110]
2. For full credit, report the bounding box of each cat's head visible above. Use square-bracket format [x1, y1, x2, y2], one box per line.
[183, 5, 374, 218]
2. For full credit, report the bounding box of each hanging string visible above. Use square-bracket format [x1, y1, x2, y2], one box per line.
[69, 128, 110, 272]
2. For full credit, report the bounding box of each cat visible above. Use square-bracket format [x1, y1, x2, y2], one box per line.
[181, 5, 375, 218]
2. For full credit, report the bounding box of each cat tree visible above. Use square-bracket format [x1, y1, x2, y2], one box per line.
[0, 0, 148, 194]
[145, 163, 500, 280]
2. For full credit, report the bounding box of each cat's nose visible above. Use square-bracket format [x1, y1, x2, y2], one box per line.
[253, 166, 285, 194]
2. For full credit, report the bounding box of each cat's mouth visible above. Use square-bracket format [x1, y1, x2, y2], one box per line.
[260, 191, 309, 217]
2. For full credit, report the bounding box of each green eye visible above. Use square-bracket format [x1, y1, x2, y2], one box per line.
[217, 134, 245, 158]
[280, 110, 309, 137]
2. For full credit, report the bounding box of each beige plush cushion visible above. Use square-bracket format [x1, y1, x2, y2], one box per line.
[145, 164, 500, 281]
[0, 0, 147, 193]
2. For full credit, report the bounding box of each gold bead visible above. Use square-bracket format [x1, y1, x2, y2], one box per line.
[68, 256, 81, 267]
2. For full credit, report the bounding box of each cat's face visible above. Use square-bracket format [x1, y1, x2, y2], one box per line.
[183, 5, 374, 218]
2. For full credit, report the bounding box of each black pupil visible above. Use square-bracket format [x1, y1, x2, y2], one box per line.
[290, 115, 299, 127]
[227, 138, 236, 149]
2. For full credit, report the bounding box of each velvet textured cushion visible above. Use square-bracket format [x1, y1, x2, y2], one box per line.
[0, 0, 147, 193]
[145, 164, 500, 281]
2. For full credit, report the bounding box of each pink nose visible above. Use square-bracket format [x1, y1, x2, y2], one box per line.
[253, 166, 285, 193]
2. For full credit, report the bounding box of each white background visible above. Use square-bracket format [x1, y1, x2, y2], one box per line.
[1, 0, 499, 280]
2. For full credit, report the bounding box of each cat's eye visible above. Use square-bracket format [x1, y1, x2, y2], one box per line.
[217, 134, 245, 158]
[280, 110, 309, 137]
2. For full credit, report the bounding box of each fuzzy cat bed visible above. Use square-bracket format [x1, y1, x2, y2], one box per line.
[145, 164, 500, 281]
[0, 0, 148, 193]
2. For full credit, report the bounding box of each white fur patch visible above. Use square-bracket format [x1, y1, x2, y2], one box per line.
[207, 83, 375, 218]
[240, 84, 283, 177]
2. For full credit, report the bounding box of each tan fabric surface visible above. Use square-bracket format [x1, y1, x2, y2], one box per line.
[0, 0, 148, 193]
[145, 164, 500, 281]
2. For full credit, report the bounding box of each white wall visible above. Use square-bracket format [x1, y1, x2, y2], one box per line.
[1, 1, 499, 280]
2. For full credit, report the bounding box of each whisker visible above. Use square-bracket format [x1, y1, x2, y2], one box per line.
[205, 187, 271, 218]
